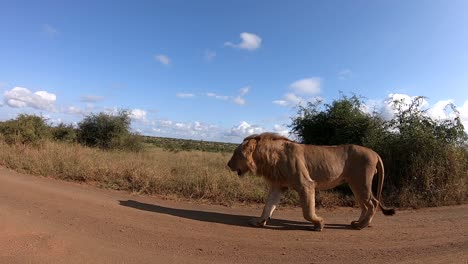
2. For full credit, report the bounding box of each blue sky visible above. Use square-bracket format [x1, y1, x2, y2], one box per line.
[1, 0, 467, 142]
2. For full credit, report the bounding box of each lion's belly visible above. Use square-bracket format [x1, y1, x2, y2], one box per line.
[314, 176, 345, 190]
[309, 166, 346, 190]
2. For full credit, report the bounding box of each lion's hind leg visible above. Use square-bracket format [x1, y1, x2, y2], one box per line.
[348, 173, 378, 230]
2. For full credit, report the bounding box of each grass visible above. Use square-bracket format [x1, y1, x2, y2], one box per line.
[142, 136, 238, 153]
[3, 138, 465, 208]
[0, 139, 361, 208]
[0, 140, 273, 206]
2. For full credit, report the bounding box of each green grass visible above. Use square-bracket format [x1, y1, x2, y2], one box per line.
[142, 136, 238, 153]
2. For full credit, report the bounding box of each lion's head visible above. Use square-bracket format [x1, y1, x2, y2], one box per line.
[227, 133, 293, 178]
[227, 135, 258, 177]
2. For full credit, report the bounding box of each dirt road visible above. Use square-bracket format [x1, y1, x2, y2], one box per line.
[0, 167, 466, 264]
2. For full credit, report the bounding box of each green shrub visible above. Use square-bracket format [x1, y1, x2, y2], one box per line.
[364, 97, 468, 207]
[290, 95, 468, 207]
[0, 114, 51, 145]
[77, 111, 143, 151]
[52, 123, 77, 143]
[291, 95, 381, 145]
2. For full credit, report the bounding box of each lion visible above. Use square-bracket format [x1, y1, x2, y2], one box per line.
[227, 132, 395, 231]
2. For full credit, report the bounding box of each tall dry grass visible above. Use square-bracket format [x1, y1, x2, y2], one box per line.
[0, 140, 271, 205]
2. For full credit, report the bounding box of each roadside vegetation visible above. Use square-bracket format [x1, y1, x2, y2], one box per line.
[291, 95, 468, 207]
[0, 96, 466, 208]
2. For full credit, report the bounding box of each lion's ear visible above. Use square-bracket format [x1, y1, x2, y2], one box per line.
[242, 138, 257, 156]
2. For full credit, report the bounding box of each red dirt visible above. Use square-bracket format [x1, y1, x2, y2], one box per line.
[0, 167, 466, 263]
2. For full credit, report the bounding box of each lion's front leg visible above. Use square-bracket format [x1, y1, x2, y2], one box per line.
[249, 186, 284, 227]
[297, 181, 324, 231]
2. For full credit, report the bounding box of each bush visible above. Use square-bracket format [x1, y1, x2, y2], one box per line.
[52, 123, 77, 143]
[290, 95, 468, 207]
[291, 95, 382, 145]
[364, 97, 468, 207]
[77, 111, 143, 151]
[0, 114, 51, 145]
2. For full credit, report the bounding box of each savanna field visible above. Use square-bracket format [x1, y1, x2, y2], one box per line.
[1, 96, 466, 209]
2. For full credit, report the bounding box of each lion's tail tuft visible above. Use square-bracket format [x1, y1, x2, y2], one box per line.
[379, 204, 396, 216]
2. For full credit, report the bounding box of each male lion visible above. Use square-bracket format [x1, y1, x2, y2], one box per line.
[227, 132, 395, 231]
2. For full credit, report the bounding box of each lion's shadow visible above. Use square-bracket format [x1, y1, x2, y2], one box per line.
[118, 200, 353, 231]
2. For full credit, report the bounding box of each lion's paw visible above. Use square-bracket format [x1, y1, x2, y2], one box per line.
[248, 218, 267, 227]
[351, 221, 365, 230]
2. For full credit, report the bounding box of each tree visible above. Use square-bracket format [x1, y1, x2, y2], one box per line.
[77, 110, 142, 151]
[0, 114, 50, 145]
[290, 95, 381, 145]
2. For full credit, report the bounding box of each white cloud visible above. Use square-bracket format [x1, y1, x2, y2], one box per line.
[232, 86, 250, 105]
[284, 93, 304, 105]
[274, 78, 321, 107]
[155, 54, 171, 65]
[207, 93, 229, 100]
[66, 106, 85, 115]
[273, 93, 306, 107]
[148, 119, 222, 140]
[4, 87, 56, 111]
[377, 93, 429, 120]
[225, 32, 262, 51]
[239, 86, 250, 96]
[289, 78, 321, 95]
[227, 121, 264, 138]
[363, 94, 468, 129]
[272, 124, 290, 137]
[204, 50, 216, 61]
[205, 86, 250, 105]
[129, 109, 147, 121]
[272, 100, 288, 106]
[80, 95, 104, 103]
[159, 120, 173, 127]
[233, 96, 245, 105]
[458, 101, 468, 130]
[427, 100, 456, 120]
[176, 93, 195, 98]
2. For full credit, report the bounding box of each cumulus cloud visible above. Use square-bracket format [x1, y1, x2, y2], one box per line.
[427, 100, 456, 120]
[148, 119, 221, 140]
[129, 109, 147, 121]
[364, 93, 429, 120]
[155, 54, 171, 65]
[225, 32, 262, 51]
[274, 78, 322, 107]
[272, 124, 290, 137]
[176, 93, 195, 98]
[289, 78, 321, 95]
[458, 101, 468, 129]
[363, 94, 468, 131]
[227, 121, 264, 138]
[4, 87, 56, 111]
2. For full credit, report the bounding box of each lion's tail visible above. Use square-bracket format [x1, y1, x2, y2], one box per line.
[376, 155, 396, 216]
